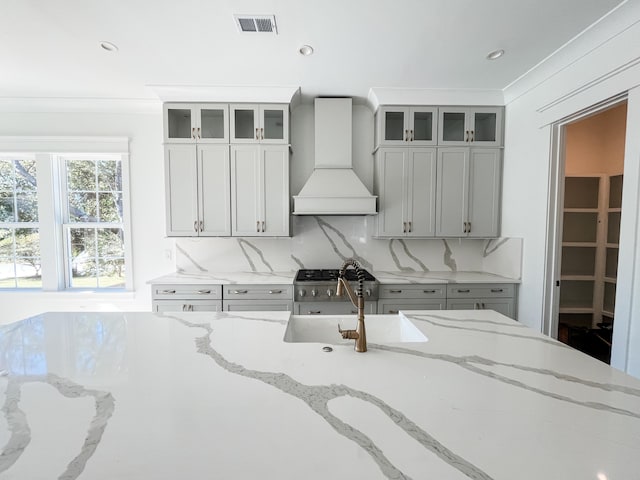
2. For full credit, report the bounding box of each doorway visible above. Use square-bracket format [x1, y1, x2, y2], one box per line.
[549, 100, 627, 363]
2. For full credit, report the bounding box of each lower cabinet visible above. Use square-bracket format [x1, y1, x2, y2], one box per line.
[446, 284, 517, 319]
[223, 284, 293, 312]
[151, 283, 222, 312]
[224, 300, 292, 311]
[377, 284, 446, 314]
[295, 302, 377, 315]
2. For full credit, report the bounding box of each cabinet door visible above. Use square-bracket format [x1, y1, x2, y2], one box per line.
[165, 144, 199, 236]
[378, 107, 409, 146]
[195, 104, 229, 143]
[481, 299, 515, 318]
[438, 107, 469, 145]
[409, 107, 437, 146]
[260, 105, 289, 144]
[295, 302, 377, 315]
[223, 300, 293, 312]
[436, 148, 469, 237]
[446, 299, 482, 310]
[467, 149, 501, 237]
[164, 104, 197, 143]
[261, 146, 290, 236]
[407, 148, 436, 236]
[469, 107, 502, 146]
[198, 145, 231, 236]
[154, 300, 222, 313]
[230, 146, 261, 236]
[377, 299, 445, 314]
[230, 104, 260, 143]
[375, 148, 407, 237]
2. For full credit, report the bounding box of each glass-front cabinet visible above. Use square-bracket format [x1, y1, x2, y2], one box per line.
[438, 107, 502, 146]
[164, 103, 229, 144]
[376, 106, 437, 146]
[230, 104, 289, 144]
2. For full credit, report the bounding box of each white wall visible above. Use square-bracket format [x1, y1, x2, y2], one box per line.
[0, 110, 173, 323]
[502, 0, 640, 376]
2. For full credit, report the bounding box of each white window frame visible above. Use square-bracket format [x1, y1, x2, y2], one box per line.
[0, 137, 133, 291]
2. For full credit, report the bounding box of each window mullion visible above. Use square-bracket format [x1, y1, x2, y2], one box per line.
[35, 153, 62, 290]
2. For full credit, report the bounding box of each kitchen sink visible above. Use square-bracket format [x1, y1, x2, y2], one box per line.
[283, 314, 428, 345]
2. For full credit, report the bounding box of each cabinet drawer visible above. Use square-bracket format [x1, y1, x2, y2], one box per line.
[223, 284, 292, 300]
[152, 284, 222, 300]
[446, 298, 515, 319]
[153, 300, 222, 313]
[379, 284, 446, 299]
[295, 302, 377, 315]
[377, 299, 445, 314]
[223, 300, 292, 312]
[446, 284, 514, 298]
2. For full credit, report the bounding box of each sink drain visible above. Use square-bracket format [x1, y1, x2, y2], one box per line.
[322, 346, 333, 352]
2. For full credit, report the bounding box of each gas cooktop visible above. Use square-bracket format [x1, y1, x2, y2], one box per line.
[295, 268, 376, 282]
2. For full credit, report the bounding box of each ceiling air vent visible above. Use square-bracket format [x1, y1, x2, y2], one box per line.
[234, 15, 278, 34]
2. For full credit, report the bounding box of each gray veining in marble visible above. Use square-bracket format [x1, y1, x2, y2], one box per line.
[0, 374, 115, 479]
[389, 239, 430, 272]
[176, 244, 208, 272]
[173, 315, 494, 480]
[370, 344, 640, 419]
[482, 238, 510, 257]
[291, 254, 305, 269]
[237, 239, 274, 272]
[315, 217, 373, 271]
[442, 240, 457, 271]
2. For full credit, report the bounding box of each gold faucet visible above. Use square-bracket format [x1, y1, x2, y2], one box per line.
[336, 259, 367, 352]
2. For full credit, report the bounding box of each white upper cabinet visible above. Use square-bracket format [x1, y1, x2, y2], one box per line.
[230, 145, 290, 237]
[165, 144, 231, 237]
[164, 103, 229, 144]
[375, 147, 437, 237]
[376, 107, 437, 146]
[230, 104, 289, 144]
[435, 147, 501, 237]
[437, 107, 503, 146]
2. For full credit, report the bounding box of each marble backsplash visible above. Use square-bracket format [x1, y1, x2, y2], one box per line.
[175, 216, 522, 278]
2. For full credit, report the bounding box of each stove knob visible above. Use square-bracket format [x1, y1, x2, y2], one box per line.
[311, 289, 318, 297]
[365, 289, 372, 297]
[298, 289, 306, 298]
[326, 289, 333, 297]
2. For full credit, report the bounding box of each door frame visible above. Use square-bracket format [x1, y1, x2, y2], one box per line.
[543, 93, 628, 339]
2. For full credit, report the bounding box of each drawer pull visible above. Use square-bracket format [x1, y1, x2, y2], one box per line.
[161, 289, 176, 294]
[268, 290, 283, 294]
[308, 310, 322, 315]
[351, 310, 357, 314]
[490, 288, 504, 293]
[197, 290, 212, 294]
[183, 304, 193, 312]
[423, 289, 436, 294]
[388, 309, 399, 314]
[457, 289, 470, 293]
[389, 289, 403, 294]
[233, 290, 248, 294]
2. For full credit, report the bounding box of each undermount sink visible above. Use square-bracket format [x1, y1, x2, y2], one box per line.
[283, 314, 428, 345]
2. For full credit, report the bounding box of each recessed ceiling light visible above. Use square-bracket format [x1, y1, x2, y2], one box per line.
[299, 45, 314, 56]
[486, 49, 504, 60]
[100, 41, 119, 52]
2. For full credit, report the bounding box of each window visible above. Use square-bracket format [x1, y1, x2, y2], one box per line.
[0, 157, 42, 288]
[0, 140, 131, 291]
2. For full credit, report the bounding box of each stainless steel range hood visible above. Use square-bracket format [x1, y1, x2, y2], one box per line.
[293, 98, 377, 215]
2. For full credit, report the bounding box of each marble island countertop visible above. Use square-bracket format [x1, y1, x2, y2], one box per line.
[149, 270, 519, 285]
[1, 310, 638, 479]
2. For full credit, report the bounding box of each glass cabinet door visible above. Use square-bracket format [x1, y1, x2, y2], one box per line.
[260, 105, 288, 143]
[230, 104, 259, 143]
[164, 104, 196, 143]
[470, 108, 502, 146]
[438, 108, 468, 145]
[197, 105, 228, 143]
[409, 107, 437, 145]
[378, 107, 408, 145]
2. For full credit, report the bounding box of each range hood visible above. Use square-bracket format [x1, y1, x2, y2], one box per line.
[293, 98, 377, 215]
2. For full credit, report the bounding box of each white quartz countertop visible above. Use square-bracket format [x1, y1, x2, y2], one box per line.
[1, 310, 638, 479]
[148, 270, 519, 285]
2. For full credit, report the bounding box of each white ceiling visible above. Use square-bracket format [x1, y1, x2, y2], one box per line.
[0, 0, 628, 103]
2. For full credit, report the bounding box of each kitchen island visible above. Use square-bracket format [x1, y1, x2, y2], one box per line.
[1, 310, 639, 479]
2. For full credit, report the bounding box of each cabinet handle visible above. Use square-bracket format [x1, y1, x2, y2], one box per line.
[388, 310, 399, 314]
[256, 221, 260, 232]
[474, 303, 479, 310]
[199, 220, 204, 232]
[462, 222, 466, 233]
[351, 310, 358, 314]
[481, 303, 486, 309]
[490, 288, 504, 293]
[197, 127, 201, 139]
[465, 130, 470, 142]
[470, 130, 474, 142]
[160, 289, 176, 294]
[262, 221, 265, 232]
[261, 127, 264, 140]
[192, 127, 196, 139]
[308, 310, 322, 315]
[389, 289, 402, 293]
[255, 127, 259, 140]
[197, 290, 212, 294]
[423, 289, 436, 294]
[233, 290, 248, 294]
[194, 221, 199, 232]
[183, 304, 193, 312]
[409, 129, 414, 141]
[268, 290, 282, 294]
[457, 289, 470, 293]
[408, 221, 412, 232]
[467, 222, 471, 233]
[403, 222, 407, 233]
[404, 129, 409, 141]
